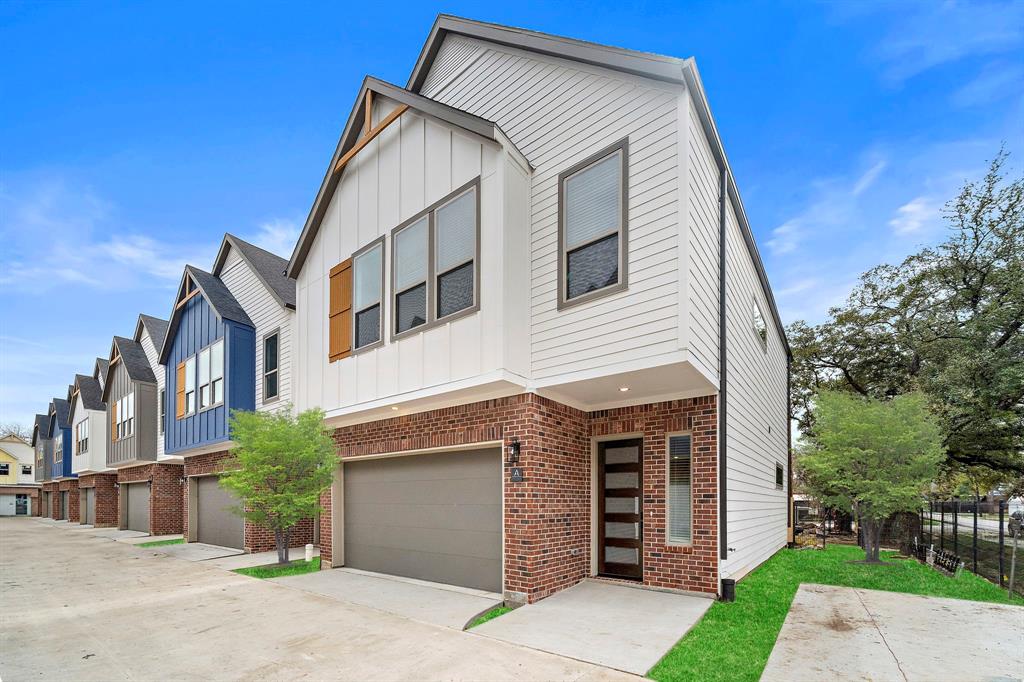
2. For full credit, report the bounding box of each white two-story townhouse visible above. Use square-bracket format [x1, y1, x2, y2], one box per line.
[287, 16, 790, 604]
[0, 433, 41, 516]
[67, 358, 117, 526]
[162, 234, 302, 552]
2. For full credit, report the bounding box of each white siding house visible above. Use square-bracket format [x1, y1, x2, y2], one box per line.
[68, 373, 109, 476]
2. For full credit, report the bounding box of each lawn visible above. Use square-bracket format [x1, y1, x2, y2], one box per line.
[466, 605, 513, 629]
[138, 538, 185, 548]
[233, 556, 320, 579]
[648, 544, 1019, 682]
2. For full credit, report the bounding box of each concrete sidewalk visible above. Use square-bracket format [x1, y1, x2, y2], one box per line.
[204, 547, 320, 570]
[761, 584, 1024, 681]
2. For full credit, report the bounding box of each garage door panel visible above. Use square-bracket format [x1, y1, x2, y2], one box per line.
[81, 488, 95, 525]
[344, 448, 501, 593]
[196, 476, 244, 549]
[126, 483, 149, 533]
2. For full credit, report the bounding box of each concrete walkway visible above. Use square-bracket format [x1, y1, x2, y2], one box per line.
[0, 518, 630, 681]
[154, 542, 244, 561]
[119, 533, 183, 545]
[475, 579, 713, 675]
[761, 584, 1024, 681]
[273, 567, 501, 630]
[205, 547, 320, 570]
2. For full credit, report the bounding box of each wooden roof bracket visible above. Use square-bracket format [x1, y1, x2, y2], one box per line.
[334, 92, 408, 175]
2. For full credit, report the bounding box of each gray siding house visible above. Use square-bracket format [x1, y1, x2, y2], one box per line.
[102, 336, 158, 468]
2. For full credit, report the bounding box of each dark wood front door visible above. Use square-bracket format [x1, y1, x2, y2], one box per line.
[598, 438, 643, 580]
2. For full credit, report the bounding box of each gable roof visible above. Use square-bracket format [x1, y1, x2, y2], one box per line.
[68, 373, 105, 425]
[286, 76, 527, 278]
[94, 357, 109, 384]
[135, 314, 169, 352]
[212, 234, 296, 310]
[103, 336, 157, 401]
[406, 15, 790, 357]
[51, 397, 70, 431]
[31, 414, 48, 446]
[158, 266, 253, 364]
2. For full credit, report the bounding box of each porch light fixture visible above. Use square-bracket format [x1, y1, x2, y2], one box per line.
[506, 438, 520, 464]
[178, 476, 185, 485]
[619, 386, 630, 392]
[113, 482, 119, 490]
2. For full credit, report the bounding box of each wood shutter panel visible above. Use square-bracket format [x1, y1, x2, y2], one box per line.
[111, 401, 118, 442]
[329, 258, 353, 362]
[175, 362, 186, 419]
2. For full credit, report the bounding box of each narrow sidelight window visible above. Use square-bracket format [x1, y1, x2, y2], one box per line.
[184, 356, 196, 414]
[263, 331, 280, 401]
[776, 462, 784, 489]
[558, 139, 628, 308]
[198, 340, 224, 409]
[393, 216, 428, 335]
[352, 240, 383, 350]
[753, 299, 768, 349]
[667, 434, 692, 545]
[159, 389, 165, 433]
[434, 186, 477, 320]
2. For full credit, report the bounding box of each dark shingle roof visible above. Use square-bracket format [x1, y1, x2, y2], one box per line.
[187, 266, 253, 327]
[216, 234, 296, 309]
[94, 357, 109, 382]
[113, 336, 157, 385]
[31, 414, 48, 446]
[138, 314, 169, 351]
[52, 398, 70, 430]
[75, 374, 105, 411]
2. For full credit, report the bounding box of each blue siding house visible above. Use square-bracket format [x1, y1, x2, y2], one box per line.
[48, 397, 74, 479]
[159, 266, 255, 456]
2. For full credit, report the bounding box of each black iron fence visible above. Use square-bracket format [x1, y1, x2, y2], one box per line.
[919, 499, 1022, 596]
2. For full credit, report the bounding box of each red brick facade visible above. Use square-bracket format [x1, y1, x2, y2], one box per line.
[0, 486, 42, 516]
[76, 473, 119, 527]
[57, 479, 80, 523]
[183, 450, 315, 553]
[117, 463, 184, 535]
[41, 481, 58, 518]
[322, 392, 719, 603]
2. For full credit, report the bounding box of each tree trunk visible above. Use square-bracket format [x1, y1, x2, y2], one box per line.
[861, 516, 883, 563]
[275, 529, 288, 564]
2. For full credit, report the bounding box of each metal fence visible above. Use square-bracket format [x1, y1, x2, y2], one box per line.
[919, 499, 1022, 596]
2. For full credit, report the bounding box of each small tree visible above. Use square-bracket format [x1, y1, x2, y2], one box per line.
[219, 407, 336, 564]
[799, 391, 944, 563]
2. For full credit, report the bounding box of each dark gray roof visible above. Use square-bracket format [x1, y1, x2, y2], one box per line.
[286, 76, 524, 278]
[158, 266, 253, 364]
[51, 398, 70, 430]
[137, 314, 169, 351]
[214, 234, 296, 310]
[31, 414, 48, 446]
[75, 374, 105, 411]
[94, 357, 109, 382]
[106, 337, 157, 399]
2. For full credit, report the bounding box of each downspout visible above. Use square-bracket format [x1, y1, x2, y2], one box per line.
[718, 167, 729, 564]
[787, 356, 793, 545]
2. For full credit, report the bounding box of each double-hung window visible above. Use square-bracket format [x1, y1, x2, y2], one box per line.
[116, 392, 134, 438]
[353, 240, 384, 350]
[393, 216, 429, 336]
[76, 420, 89, 454]
[184, 356, 196, 414]
[667, 434, 692, 545]
[0, 463, 8, 476]
[435, 186, 477, 320]
[263, 331, 280, 401]
[198, 340, 224, 410]
[21, 464, 31, 475]
[558, 139, 628, 308]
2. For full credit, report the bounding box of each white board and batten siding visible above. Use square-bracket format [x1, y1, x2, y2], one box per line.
[422, 34, 689, 383]
[70, 392, 108, 474]
[294, 95, 531, 416]
[138, 328, 166, 459]
[219, 247, 293, 411]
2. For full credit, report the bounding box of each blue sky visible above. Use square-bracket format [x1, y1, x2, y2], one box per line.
[2, 1, 1022, 429]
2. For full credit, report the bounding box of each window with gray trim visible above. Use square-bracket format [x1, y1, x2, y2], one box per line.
[435, 186, 477, 320]
[667, 434, 692, 544]
[559, 140, 628, 307]
[353, 241, 383, 349]
[263, 331, 280, 401]
[394, 217, 429, 335]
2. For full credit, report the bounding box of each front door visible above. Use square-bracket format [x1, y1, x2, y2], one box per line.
[598, 439, 643, 580]
[15, 494, 28, 515]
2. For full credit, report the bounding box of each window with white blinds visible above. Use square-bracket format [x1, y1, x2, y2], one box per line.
[559, 139, 628, 307]
[435, 187, 477, 319]
[353, 240, 383, 349]
[668, 434, 692, 545]
[393, 217, 429, 335]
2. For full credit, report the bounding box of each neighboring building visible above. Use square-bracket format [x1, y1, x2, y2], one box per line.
[0, 433, 41, 516]
[160, 235, 301, 551]
[31, 414, 52, 516]
[68, 359, 117, 526]
[102, 330, 183, 535]
[49, 396, 77, 521]
[287, 16, 789, 603]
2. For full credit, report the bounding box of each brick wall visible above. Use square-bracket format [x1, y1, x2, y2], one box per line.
[183, 450, 315, 553]
[117, 463, 184, 535]
[41, 481, 58, 518]
[77, 473, 119, 527]
[323, 392, 719, 603]
[0, 486, 42, 516]
[57, 479, 80, 523]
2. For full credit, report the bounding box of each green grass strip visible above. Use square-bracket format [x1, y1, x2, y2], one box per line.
[138, 538, 185, 548]
[234, 556, 321, 579]
[466, 605, 514, 629]
[648, 544, 1019, 682]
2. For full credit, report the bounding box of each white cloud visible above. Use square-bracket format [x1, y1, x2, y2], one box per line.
[852, 160, 887, 196]
[767, 221, 801, 255]
[951, 61, 1024, 108]
[248, 218, 301, 258]
[889, 196, 939, 235]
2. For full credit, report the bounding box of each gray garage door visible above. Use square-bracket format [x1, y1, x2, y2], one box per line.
[196, 476, 244, 549]
[125, 482, 149, 533]
[43, 492, 50, 518]
[60, 491, 69, 520]
[344, 448, 502, 593]
[80, 488, 95, 525]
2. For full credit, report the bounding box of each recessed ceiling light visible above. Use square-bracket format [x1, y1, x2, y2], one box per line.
[390, 406, 399, 411]
[619, 386, 630, 392]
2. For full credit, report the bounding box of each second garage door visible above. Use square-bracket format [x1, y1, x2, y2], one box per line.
[124, 482, 149, 533]
[60, 491, 69, 520]
[344, 448, 502, 593]
[196, 475, 244, 549]
[80, 488, 95, 525]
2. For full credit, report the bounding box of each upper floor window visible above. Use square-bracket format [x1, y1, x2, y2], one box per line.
[21, 464, 31, 475]
[558, 139, 628, 309]
[391, 179, 480, 339]
[54, 434, 63, 461]
[667, 434, 692, 545]
[159, 389, 165, 434]
[353, 240, 383, 350]
[0, 463, 8, 476]
[184, 356, 196, 415]
[115, 392, 134, 439]
[776, 462, 784, 489]
[198, 339, 224, 410]
[263, 331, 280, 401]
[75, 419, 89, 454]
[753, 299, 768, 350]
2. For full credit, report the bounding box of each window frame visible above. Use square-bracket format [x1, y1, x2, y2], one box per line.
[21, 464, 32, 475]
[390, 177, 481, 342]
[196, 338, 225, 414]
[262, 328, 282, 403]
[665, 431, 694, 547]
[557, 138, 629, 310]
[183, 355, 197, 417]
[159, 389, 165, 434]
[351, 236, 386, 355]
[775, 461, 784, 490]
[0, 463, 9, 476]
[75, 419, 89, 455]
[753, 297, 768, 351]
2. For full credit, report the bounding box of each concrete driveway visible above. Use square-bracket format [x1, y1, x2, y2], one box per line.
[273, 567, 502, 630]
[155, 541, 244, 561]
[475, 580, 713, 675]
[0, 518, 630, 681]
[762, 584, 1024, 681]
